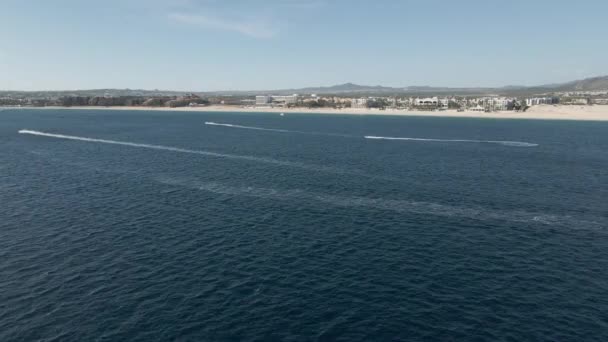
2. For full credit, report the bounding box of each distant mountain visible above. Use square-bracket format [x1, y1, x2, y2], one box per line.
[236, 84, 500, 96]
[299, 83, 400, 93]
[492, 76, 608, 96]
[3, 76, 607, 98]
[552, 76, 608, 91]
[208, 76, 608, 96]
[228, 83, 406, 96]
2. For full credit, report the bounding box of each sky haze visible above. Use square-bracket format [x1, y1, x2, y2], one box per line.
[1, 0, 607, 91]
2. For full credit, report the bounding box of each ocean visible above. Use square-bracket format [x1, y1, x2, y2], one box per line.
[1, 109, 607, 341]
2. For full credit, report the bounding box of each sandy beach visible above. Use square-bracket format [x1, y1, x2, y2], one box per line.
[14, 104, 608, 121]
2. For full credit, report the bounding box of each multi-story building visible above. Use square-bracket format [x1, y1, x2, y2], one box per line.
[256, 95, 299, 106]
[272, 95, 299, 105]
[256, 95, 271, 105]
[351, 97, 368, 108]
[414, 97, 439, 107]
[487, 97, 515, 111]
[396, 97, 413, 108]
[526, 97, 558, 106]
[561, 97, 589, 105]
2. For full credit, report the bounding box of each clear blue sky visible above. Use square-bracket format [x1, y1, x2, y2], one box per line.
[1, 0, 607, 91]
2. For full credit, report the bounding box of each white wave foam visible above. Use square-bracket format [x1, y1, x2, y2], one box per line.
[205, 121, 355, 138]
[24, 151, 594, 228]
[20, 129, 401, 181]
[18, 129, 364, 176]
[365, 136, 538, 147]
[205, 122, 292, 133]
[491, 141, 539, 147]
[204, 123, 538, 147]
[156, 177, 595, 227]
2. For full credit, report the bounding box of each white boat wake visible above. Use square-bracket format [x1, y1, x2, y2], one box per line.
[205, 122, 292, 133]
[364, 136, 538, 147]
[155, 177, 599, 228]
[17, 129, 374, 177]
[205, 121, 538, 147]
[205, 121, 355, 138]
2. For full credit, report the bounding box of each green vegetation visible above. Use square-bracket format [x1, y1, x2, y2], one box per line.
[366, 99, 390, 109]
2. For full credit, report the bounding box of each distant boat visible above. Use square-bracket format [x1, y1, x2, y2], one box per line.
[280, 113, 285, 116]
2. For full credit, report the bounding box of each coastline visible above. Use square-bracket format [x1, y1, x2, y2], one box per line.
[6, 104, 608, 121]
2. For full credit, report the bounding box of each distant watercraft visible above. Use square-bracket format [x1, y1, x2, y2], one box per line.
[280, 113, 285, 116]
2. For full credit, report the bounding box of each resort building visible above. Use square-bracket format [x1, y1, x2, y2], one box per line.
[561, 98, 589, 105]
[256, 95, 271, 105]
[256, 95, 299, 106]
[351, 98, 368, 108]
[414, 97, 439, 107]
[486, 97, 515, 111]
[272, 95, 298, 105]
[526, 97, 558, 106]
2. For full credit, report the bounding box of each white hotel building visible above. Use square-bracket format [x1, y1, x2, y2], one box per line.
[526, 97, 556, 106]
[488, 97, 514, 111]
[256, 95, 299, 106]
[351, 97, 368, 108]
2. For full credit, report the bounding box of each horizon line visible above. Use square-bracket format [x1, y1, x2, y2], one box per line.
[1, 75, 606, 93]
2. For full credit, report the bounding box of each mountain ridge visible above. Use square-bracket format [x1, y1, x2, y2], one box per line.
[2, 76, 607, 97]
[203, 75, 608, 96]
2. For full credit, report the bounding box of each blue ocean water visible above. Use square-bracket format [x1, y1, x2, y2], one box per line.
[1, 109, 607, 341]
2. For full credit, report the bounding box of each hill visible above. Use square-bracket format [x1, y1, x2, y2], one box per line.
[203, 76, 608, 96]
[2, 76, 607, 98]
[552, 76, 608, 92]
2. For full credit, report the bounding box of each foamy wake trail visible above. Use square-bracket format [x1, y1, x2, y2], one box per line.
[18, 130, 368, 177]
[23, 149, 598, 228]
[205, 122, 293, 133]
[365, 136, 538, 147]
[156, 178, 600, 228]
[205, 121, 355, 138]
[205, 122, 537, 147]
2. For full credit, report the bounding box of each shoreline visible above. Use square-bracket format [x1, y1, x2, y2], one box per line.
[4, 105, 608, 121]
